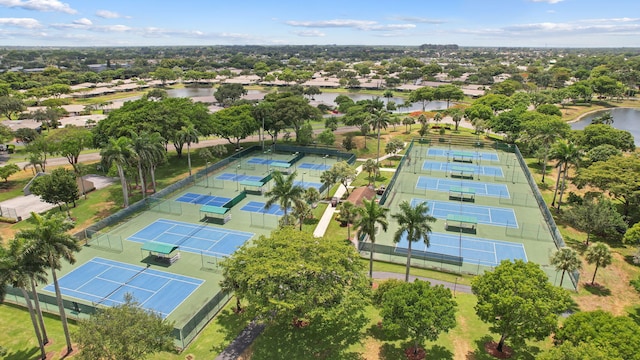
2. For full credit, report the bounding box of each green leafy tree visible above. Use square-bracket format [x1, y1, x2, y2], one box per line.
[550, 247, 582, 287]
[272, 95, 321, 141]
[574, 155, 640, 217]
[17, 213, 80, 355]
[354, 198, 389, 278]
[584, 144, 621, 165]
[210, 104, 259, 149]
[564, 196, 627, 244]
[0, 163, 19, 182]
[623, 222, 640, 245]
[219, 228, 370, 352]
[75, 293, 175, 360]
[392, 200, 436, 282]
[0, 96, 25, 120]
[264, 171, 304, 226]
[520, 114, 570, 183]
[0, 123, 12, 143]
[48, 126, 93, 199]
[150, 67, 176, 86]
[328, 161, 356, 195]
[408, 87, 435, 111]
[471, 260, 572, 353]
[13, 127, 39, 144]
[554, 310, 640, 360]
[379, 280, 457, 355]
[100, 136, 133, 208]
[25, 135, 53, 173]
[316, 128, 335, 146]
[573, 124, 635, 152]
[434, 84, 464, 108]
[585, 243, 612, 285]
[30, 168, 79, 217]
[538, 342, 617, 360]
[341, 134, 355, 151]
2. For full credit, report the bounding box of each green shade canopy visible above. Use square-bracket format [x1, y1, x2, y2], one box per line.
[141, 241, 178, 255]
[446, 214, 478, 224]
[200, 205, 230, 215]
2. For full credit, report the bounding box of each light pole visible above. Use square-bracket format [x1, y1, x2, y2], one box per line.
[302, 172, 306, 188]
[511, 158, 517, 184]
[205, 161, 210, 188]
[236, 164, 241, 191]
[323, 154, 329, 168]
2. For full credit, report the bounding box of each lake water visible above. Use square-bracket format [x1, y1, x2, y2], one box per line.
[166, 87, 448, 112]
[570, 108, 640, 145]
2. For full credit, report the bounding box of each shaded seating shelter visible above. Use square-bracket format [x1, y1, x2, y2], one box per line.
[141, 241, 180, 265]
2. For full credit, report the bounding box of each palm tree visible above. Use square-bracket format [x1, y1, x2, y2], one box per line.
[447, 108, 464, 131]
[17, 212, 81, 355]
[370, 109, 390, 169]
[265, 171, 305, 226]
[392, 201, 436, 282]
[550, 247, 582, 287]
[550, 140, 582, 211]
[0, 237, 48, 359]
[144, 132, 166, 194]
[177, 124, 200, 176]
[354, 199, 389, 278]
[320, 170, 335, 199]
[100, 136, 133, 208]
[362, 159, 379, 185]
[585, 243, 613, 285]
[338, 201, 358, 241]
[130, 131, 165, 197]
[292, 201, 311, 231]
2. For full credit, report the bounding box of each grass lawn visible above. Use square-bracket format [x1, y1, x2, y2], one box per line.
[0, 298, 252, 360]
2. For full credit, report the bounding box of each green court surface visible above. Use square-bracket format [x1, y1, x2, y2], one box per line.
[364, 140, 564, 287]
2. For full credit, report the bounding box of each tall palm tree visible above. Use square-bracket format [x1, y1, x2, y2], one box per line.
[550, 140, 582, 211]
[129, 131, 166, 197]
[447, 108, 464, 131]
[0, 237, 48, 360]
[177, 124, 200, 176]
[292, 201, 311, 231]
[362, 159, 379, 185]
[100, 136, 133, 208]
[354, 198, 389, 278]
[370, 109, 390, 170]
[392, 201, 436, 282]
[585, 243, 613, 285]
[550, 247, 582, 287]
[320, 170, 335, 199]
[17, 213, 80, 355]
[265, 171, 305, 226]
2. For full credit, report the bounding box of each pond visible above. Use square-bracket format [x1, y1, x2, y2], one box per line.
[165, 87, 449, 112]
[570, 108, 640, 146]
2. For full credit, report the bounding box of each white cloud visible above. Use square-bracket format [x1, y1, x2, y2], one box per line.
[73, 18, 92, 26]
[529, 0, 564, 3]
[0, 0, 76, 14]
[285, 18, 415, 31]
[96, 10, 129, 19]
[390, 16, 445, 24]
[0, 17, 41, 28]
[292, 30, 325, 37]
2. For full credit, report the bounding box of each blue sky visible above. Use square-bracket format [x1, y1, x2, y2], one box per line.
[0, 0, 639, 47]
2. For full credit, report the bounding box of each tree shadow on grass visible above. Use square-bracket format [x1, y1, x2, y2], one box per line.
[582, 282, 612, 296]
[3, 347, 40, 360]
[208, 303, 253, 354]
[628, 306, 640, 325]
[249, 314, 368, 360]
[467, 335, 541, 360]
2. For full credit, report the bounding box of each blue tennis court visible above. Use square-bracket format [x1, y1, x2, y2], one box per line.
[216, 173, 263, 182]
[411, 198, 518, 228]
[175, 192, 231, 206]
[395, 232, 527, 267]
[129, 219, 255, 256]
[247, 157, 290, 166]
[422, 161, 504, 177]
[294, 180, 322, 190]
[240, 201, 285, 216]
[298, 163, 331, 171]
[427, 148, 500, 162]
[416, 176, 510, 198]
[43, 257, 203, 318]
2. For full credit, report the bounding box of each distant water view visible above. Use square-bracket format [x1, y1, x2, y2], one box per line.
[570, 108, 640, 146]
[165, 87, 448, 112]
